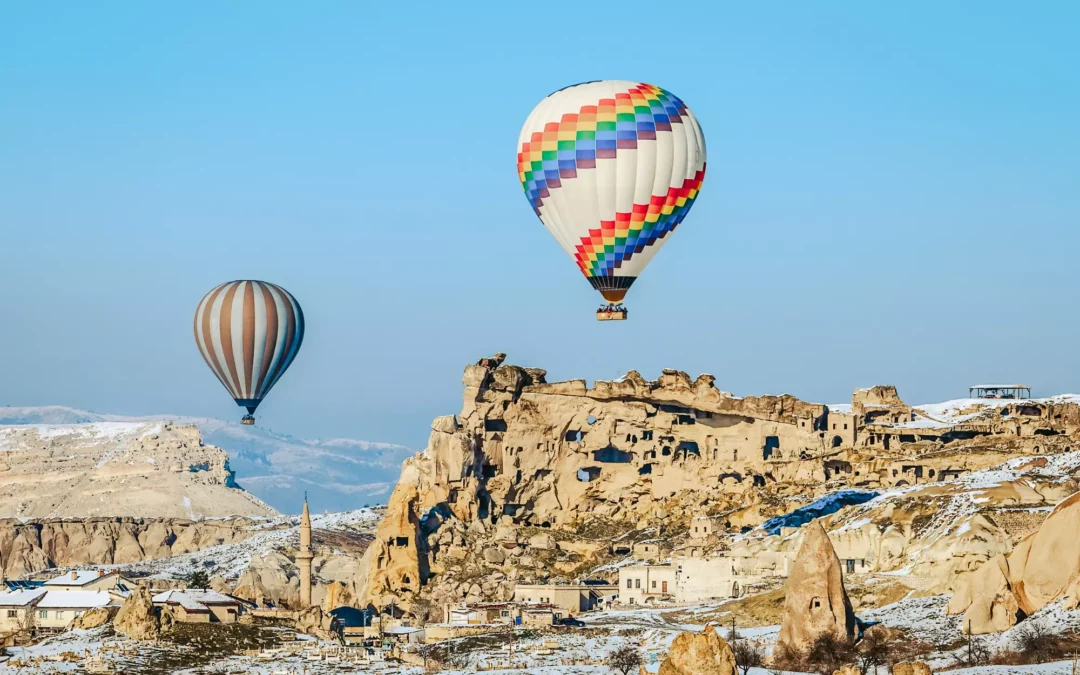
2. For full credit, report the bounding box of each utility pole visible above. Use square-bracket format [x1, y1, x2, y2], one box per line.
[966, 621, 972, 666]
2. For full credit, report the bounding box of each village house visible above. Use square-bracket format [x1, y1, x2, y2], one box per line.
[631, 541, 661, 561]
[512, 583, 616, 615]
[152, 589, 244, 624]
[0, 587, 116, 633]
[36, 591, 114, 632]
[619, 551, 796, 605]
[44, 570, 135, 595]
[0, 588, 47, 632]
[618, 565, 676, 605]
[446, 601, 562, 626]
[689, 516, 715, 539]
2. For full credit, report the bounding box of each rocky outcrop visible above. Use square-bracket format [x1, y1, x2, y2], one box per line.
[950, 490, 1080, 633]
[946, 555, 1018, 633]
[893, 663, 932, 675]
[293, 606, 333, 638]
[113, 587, 160, 640]
[0, 421, 274, 518]
[776, 521, 857, 652]
[70, 606, 113, 629]
[0, 516, 264, 578]
[359, 355, 1080, 614]
[656, 625, 736, 675]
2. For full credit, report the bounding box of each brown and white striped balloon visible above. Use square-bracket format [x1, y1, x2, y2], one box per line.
[193, 280, 305, 416]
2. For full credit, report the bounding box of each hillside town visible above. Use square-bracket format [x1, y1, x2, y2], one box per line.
[3, 359, 1080, 673]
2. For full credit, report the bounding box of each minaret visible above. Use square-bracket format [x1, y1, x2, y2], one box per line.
[297, 493, 313, 608]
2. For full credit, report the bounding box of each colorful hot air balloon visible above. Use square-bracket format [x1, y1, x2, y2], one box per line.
[193, 280, 305, 425]
[517, 81, 706, 320]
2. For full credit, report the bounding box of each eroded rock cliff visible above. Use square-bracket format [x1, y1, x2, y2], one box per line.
[360, 355, 1080, 614]
[0, 421, 274, 518]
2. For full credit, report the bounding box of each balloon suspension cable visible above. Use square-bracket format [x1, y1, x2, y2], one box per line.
[596, 303, 628, 321]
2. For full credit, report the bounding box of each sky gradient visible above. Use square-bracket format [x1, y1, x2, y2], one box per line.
[2, 1, 1078, 449]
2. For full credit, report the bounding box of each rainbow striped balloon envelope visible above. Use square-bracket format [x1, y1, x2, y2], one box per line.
[517, 81, 706, 307]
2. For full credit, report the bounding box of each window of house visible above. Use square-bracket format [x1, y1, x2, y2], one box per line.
[651, 581, 656, 588]
[626, 579, 632, 589]
[501, 610, 509, 617]
[634, 579, 640, 589]
[56, 611, 64, 619]
[844, 423, 848, 430]
[846, 560, 855, 574]
[5, 610, 14, 618]
[39, 610, 48, 619]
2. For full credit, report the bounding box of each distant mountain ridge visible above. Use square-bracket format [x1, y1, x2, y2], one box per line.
[0, 406, 413, 514]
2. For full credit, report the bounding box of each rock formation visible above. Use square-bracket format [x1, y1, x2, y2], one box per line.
[656, 624, 737, 675]
[0, 516, 266, 578]
[776, 521, 857, 652]
[113, 587, 161, 640]
[0, 421, 274, 518]
[70, 606, 113, 629]
[293, 605, 333, 638]
[893, 663, 932, 675]
[949, 490, 1080, 633]
[357, 355, 1080, 614]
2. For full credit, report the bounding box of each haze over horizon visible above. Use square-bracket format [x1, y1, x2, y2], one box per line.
[2, 1, 1078, 450]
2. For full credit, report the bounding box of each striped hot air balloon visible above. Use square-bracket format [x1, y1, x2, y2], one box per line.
[517, 81, 706, 320]
[194, 280, 305, 425]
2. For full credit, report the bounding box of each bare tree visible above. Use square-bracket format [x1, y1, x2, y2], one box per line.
[1011, 621, 1062, 664]
[857, 628, 893, 675]
[771, 641, 805, 672]
[609, 645, 643, 675]
[961, 623, 991, 667]
[806, 634, 855, 675]
[733, 640, 765, 675]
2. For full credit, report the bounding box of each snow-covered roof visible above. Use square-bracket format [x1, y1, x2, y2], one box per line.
[0, 588, 47, 606]
[383, 626, 423, 635]
[152, 589, 239, 611]
[36, 590, 112, 608]
[827, 404, 853, 414]
[45, 570, 113, 587]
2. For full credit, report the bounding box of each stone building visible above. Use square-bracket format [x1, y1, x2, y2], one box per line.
[152, 589, 244, 624]
[511, 584, 615, 614]
[618, 564, 676, 604]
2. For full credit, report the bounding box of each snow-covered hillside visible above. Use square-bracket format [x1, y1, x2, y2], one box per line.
[0, 406, 413, 514]
[115, 508, 381, 582]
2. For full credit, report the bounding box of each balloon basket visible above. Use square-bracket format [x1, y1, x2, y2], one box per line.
[596, 309, 627, 321]
[241, 415, 255, 426]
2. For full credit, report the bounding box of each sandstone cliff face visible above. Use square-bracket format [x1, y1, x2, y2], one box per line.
[361, 356, 1080, 613]
[0, 516, 263, 578]
[949, 490, 1080, 633]
[0, 421, 275, 518]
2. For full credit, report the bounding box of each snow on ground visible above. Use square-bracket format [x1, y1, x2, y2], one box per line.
[114, 508, 380, 581]
[0, 406, 413, 513]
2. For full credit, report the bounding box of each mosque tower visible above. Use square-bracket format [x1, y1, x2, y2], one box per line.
[298, 493, 313, 608]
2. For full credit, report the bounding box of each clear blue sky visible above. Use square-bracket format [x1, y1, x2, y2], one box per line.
[2, 2, 1078, 449]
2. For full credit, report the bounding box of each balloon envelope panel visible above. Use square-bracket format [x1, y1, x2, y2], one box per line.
[517, 81, 706, 300]
[194, 280, 304, 412]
